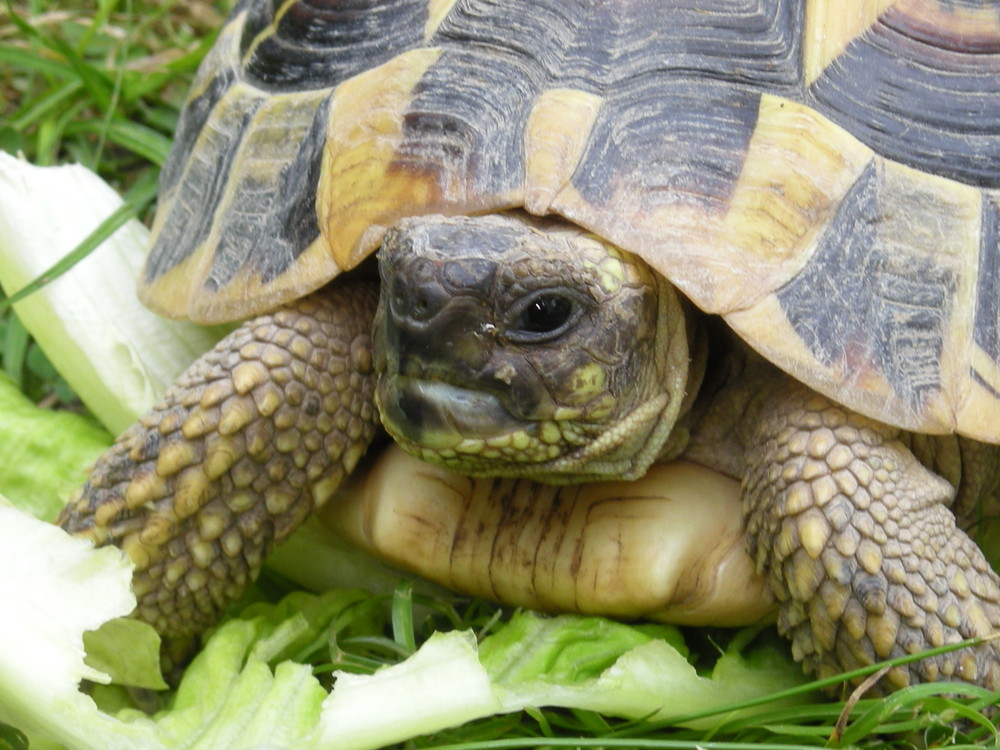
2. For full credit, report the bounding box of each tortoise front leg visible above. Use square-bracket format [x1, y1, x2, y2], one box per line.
[58, 278, 379, 641]
[742, 385, 1000, 691]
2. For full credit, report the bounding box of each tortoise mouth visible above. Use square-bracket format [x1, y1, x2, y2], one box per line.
[376, 375, 533, 452]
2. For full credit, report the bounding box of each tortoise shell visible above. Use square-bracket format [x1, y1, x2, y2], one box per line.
[142, 0, 1000, 440]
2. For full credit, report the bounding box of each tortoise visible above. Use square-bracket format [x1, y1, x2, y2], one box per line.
[58, 0, 1000, 693]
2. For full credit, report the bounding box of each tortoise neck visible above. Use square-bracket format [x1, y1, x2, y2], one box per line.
[653, 300, 707, 463]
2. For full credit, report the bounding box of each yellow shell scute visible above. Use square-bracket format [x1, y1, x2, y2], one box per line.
[803, 0, 895, 85]
[141, 83, 342, 322]
[425, 0, 460, 40]
[712, 94, 873, 312]
[318, 47, 445, 272]
[524, 88, 604, 215]
[960, 346, 1000, 441]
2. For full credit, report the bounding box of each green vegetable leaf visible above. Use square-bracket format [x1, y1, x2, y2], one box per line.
[479, 612, 807, 729]
[0, 372, 110, 520]
[312, 630, 503, 750]
[83, 619, 167, 692]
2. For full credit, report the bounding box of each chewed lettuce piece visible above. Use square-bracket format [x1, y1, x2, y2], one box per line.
[308, 611, 806, 750]
[0, 503, 370, 750]
[480, 612, 806, 727]
[0, 502, 163, 750]
[312, 630, 502, 750]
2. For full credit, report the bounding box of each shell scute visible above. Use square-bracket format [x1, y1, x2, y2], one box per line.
[804, 0, 1000, 187]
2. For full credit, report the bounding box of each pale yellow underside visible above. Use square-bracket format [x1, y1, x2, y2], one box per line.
[324, 446, 777, 626]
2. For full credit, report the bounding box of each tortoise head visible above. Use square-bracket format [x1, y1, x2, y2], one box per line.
[373, 213, 693, 483]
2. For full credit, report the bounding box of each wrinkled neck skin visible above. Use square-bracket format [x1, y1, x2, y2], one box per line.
[677, 322, 762, 479]
[372, 212, 702, 484]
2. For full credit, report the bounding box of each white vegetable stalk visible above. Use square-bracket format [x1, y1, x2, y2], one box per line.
[0, 153, 221, 434]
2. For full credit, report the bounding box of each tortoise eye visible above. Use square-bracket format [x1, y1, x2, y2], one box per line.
[508, 292, 579, 342]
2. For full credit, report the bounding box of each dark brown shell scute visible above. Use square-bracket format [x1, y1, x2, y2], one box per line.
[881, 1, 1000, 55]
[620, 0, 801, 91]
[207, 96, 335, 294]
[776, 161, 956, 415]
[974, 195, 1000, 382]
[427, 0, 801, 92]
[398, 48, 536, 199]
[243, 0, 428, 92]
[146, 87, 262, 285]
[157, 67, 238, 202]
[146, 0, 432, 292]
[397, 0, 800, 210]
[571, 80, 760, 211]
[806, 6, 1000, 187]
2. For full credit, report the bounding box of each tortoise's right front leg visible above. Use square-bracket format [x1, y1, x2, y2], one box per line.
[58, 278, 380, 640]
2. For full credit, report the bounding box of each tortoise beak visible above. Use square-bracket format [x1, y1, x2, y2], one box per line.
[375, 375, 531, 451]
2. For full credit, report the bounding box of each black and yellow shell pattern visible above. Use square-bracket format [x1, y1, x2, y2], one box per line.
[142, 0, 1000, 440]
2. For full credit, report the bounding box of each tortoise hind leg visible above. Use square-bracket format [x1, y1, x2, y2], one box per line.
[742, 384, 1000, 692]
[58, 278, 380, 641]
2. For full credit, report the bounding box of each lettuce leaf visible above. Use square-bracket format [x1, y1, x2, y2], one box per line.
[0, 502, 163, 750]
[480, 612, 804, 728]
[0, 373, 111, 520]
[312, 630, 503, 750]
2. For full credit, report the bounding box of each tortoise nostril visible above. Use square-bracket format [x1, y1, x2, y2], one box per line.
[391, 277, 451, 322]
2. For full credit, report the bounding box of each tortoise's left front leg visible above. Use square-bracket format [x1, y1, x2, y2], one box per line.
[741, 383, 1000, 692]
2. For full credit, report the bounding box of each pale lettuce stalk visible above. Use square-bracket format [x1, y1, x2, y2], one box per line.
[0, 152, 220, 434]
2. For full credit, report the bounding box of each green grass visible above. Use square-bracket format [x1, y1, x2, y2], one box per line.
[2, 1, 1000, 748]
[0, 0, 226, 405]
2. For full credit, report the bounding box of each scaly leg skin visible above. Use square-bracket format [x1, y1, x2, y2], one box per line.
[742, 384, 1000, 692]
[58, 279, 379, 647]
